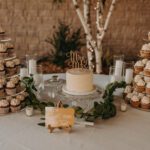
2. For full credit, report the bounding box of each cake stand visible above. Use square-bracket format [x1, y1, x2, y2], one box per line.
[43, 77, 104, 111]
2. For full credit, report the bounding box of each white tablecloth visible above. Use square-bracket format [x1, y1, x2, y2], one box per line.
[0, 74, 150, 150]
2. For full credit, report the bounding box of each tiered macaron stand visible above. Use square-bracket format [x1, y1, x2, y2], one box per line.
[0, 31, 26, 114]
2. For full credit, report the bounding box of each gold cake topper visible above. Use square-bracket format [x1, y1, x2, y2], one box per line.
[66, 51, 88, 69]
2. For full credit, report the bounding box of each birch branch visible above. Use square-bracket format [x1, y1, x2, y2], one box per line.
[99, 0, 117, 42]
[96, 0, 104, 49]
[72, 0, 96, 52]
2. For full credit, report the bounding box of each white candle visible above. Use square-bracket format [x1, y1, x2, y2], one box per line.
[29, 59, 37, 75]
[20, 68, 28, 79]
[125, 68, 133, 84]
[121, 103, 127, 112]
[115, 60, 123, 76]
[25, 106, 34, 116]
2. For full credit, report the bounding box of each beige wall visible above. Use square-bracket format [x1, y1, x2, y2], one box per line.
[0, 0, 150, 59]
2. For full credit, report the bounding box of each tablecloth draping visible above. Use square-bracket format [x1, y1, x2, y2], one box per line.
[0, 74, 150, 150]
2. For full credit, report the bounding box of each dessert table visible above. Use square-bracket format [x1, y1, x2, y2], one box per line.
[0, 74, 150, 150]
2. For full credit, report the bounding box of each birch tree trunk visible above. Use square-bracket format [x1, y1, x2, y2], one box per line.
[72, 0, 117, 74]
[83, 0, 93, 71]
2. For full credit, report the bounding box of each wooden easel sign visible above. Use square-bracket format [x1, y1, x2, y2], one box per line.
[45, 107, 75, 133]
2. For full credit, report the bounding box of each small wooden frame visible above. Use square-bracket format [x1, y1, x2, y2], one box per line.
[45, 101, 74, 133]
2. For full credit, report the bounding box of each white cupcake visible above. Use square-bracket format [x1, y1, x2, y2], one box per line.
[0, 26, 5, 34]
[0, 100, 9, 114]
[134, 75, 142, 83]
[142, 58, 148, 65]
[134, 61, 144, 74]
[0, 43, 7, 58]
[10, 76, 20, 90]
[144, 76, 150, 83]
[146, 82, 150, 94]
[13, 58, 20, 73]
[141, 96, 150, 109]
[140, 44, 150, 58]
[5, 60, 16, 76]
[0, 63, 5, 76]
[5, 81, 16, 96]
[125, 93, 133, 103]
[136, 79, 145, 92]
[0, 83, 5, 97]
[16, 94, 26, 108]
[131, 95, 140, 108]
[144, 60, 150, 76]
[10, 98, 21, 112]
[138, 93, 145, 99]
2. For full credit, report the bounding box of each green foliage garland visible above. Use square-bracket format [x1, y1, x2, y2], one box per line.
[22, 77, 126, 124]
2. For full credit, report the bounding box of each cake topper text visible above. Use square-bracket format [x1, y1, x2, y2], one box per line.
[67, 51, 88, 69]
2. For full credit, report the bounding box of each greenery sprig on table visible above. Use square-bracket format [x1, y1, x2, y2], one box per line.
[22, 77, 126, 123]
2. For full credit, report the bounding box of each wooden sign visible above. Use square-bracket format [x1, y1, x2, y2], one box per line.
[45, 107, 75, 133]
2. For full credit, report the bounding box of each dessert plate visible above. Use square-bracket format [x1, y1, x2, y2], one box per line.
[62, 84, 97, 96]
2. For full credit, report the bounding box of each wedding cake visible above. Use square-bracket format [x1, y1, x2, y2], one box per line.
[65, 68, 94, 94]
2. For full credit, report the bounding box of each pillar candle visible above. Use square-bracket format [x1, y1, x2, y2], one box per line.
[29, 59, 37, 75]
[20, 68, 28, 79]
[114, 60, 123, 76]
[125, 68, 133, 84]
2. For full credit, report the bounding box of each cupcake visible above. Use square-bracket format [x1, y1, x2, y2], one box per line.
[146, 82, 150, 94]
[0, 43, 7, 58]
[124, 85, 132, 97]
[144, 61, 150, 76]
[134, 75, 142, 84]
[6, 96, 12, 103]
[0, 26, 5, 34]
[130, 95, 140, 108]
[16, 94, 26, 108]
[0, 63, 5, 76]
[0, 77, 6, 86]
[0, 83, 5, 97]
[10, 76, 20, 91]
[140, 44, 150, 58]
[135, 79, 145, 92]
[0, 100, 9, 114]
[10, 98, 21, 112]
[5, 42, 14, 56]
[5, 42, 14, 50]
[138, 93, 145, 99]
[134, 61, 144, 74]
[5, 60, 16, 76]
[125, 93, 133, 103]
[141, 96, 150, 109]
[5, 81, 16, 96]
[13, 58, 20, 73]
[144, 76, 150, 83]
[142, 58, 148, 65]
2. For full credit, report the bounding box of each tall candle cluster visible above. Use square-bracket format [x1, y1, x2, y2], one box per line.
[111, 59, 133, 84]
[20, 58, 37, 79]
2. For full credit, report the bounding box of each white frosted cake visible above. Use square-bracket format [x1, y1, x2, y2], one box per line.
[66, 68, 93, 93]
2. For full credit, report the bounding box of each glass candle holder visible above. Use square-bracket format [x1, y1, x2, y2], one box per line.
[109, 66, 124, 83]
[25, 106, 34, 117]
[124, 61, 134, 84]
[26, 54, 37, 75]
